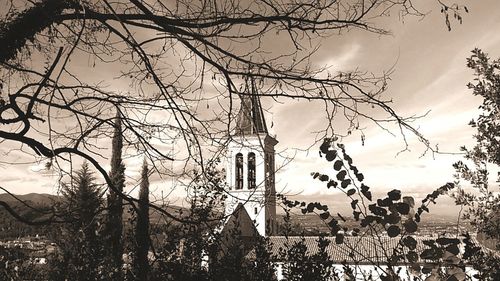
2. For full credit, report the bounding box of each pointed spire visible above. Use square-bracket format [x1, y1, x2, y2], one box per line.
[235, 76, 268, 136]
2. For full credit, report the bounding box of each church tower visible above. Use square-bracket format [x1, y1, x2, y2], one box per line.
[224, 78, 278, 237]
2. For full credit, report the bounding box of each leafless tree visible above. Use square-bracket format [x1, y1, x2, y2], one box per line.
[0, 0, 467, 221]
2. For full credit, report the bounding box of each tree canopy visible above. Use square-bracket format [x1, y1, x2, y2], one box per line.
[0, 0, 470, 222]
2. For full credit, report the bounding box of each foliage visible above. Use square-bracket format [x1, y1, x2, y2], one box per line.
[0, 0, 77, 62]
[0, 201, 57, 240]
[134, 159, 150, 281]
[3, 142, 499, 281]
[105, 112, 126, 279]
[50, 162, 105, 281]
[451, 48, 500, 279]
[0, 246, 50, 281]
[244, 235, 276, 281]
[280, 236, 335, 281]
[0, 0, 454, 228]
[0, 2, 488, 280]
[149, 162, 225, 281]
[280, 138, 500, 280]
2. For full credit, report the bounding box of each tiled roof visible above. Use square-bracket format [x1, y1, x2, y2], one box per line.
[246, 235, 479, 265]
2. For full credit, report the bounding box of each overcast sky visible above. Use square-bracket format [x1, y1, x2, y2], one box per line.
[2, 1, 500, 217]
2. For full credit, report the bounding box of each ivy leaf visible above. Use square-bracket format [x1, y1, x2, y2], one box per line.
[353, 211, 361, 221]
[306, 203, 315, 213]
[317, 204, 328, 212]
[341, 179, 351, 189]
[319, 212, 330, 220]
[360, 215, 377, 227]
[327, 180, 337, 188]
[362, 190, 372, 201]
[377, 198, 392, 207]
[336, 170, 347, 181]
[333, 160, 343, 171]
[344, 154, 353, 165]
[335, 233, 344, 244]
[415, 213, 421, 223]
[350, 165, 359, 174]
[369, 204, 387, 216]
[383, 213, 400, 225]
[406, 251, 418, 263]
[320, 139, 330, 154]
[404, 220, 418, 233]
[403, 236, 417, 250]
[350, 199, 358, 210]
[421, 205, 429, 213]
[387, 225, 400, 237]
[330, 224, 341, 235]
[356, 172, 364, 182]
[387, 189, 402, 201]
[395, 203, 410, 215]
[325, 150, 337, 161]
[361, 184, 372, 201]
[346, 188, 356, 196]
[319, 174, 329, 182]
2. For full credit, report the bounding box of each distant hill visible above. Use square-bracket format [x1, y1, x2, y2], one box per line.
[0, 192, 194, 240]
[0, 193, 61, 240]
[0, 193, 59, 205]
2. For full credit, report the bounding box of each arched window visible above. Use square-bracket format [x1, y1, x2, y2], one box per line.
[248, 152, 256, 189]
[235, 153, 243, 190]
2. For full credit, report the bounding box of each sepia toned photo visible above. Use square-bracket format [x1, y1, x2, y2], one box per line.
[0, 1, 499, 280]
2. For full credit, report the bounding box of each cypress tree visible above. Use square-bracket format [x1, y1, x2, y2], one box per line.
[135, 158, 150, 281]
[106, 110, 125, 277]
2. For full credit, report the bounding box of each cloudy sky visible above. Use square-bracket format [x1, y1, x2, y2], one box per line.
[268, 0, 500, 216]
[1, 1, 500, 217]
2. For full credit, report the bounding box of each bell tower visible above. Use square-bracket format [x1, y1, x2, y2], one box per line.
[224, 78, 278, 237]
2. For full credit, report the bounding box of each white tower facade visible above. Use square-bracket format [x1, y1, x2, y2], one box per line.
[224, 81, 278, 237]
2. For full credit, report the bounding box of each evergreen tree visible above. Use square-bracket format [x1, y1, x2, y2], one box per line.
[53, 162, 104, 281]
[245, 236, 276, 281]
[135, 158, 150, 281]
[106, 110, 126, 278]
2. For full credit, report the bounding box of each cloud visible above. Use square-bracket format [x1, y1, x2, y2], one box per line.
[322, 43, 361, 72]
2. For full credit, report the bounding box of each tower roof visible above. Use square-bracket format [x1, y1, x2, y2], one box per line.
[235, 77, 268, 136]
